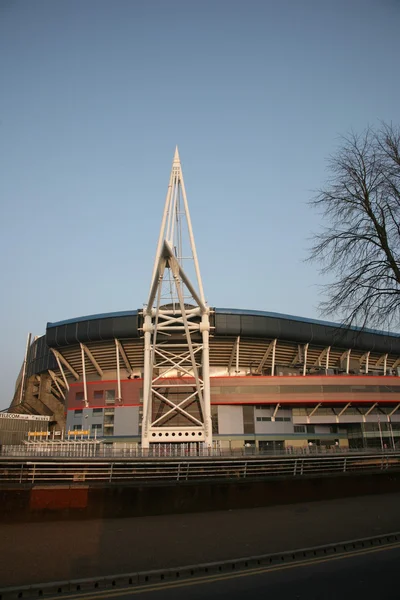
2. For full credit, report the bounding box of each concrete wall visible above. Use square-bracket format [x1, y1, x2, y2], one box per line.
[254, 407, 294, 435]
[66, 406, 140, 438]
[218, 406, 244, 434]
[114, 407, 139, 436]
[2, 470, 400, 523]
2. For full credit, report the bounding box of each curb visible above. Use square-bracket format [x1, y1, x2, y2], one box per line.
[1, 531, 399, 599]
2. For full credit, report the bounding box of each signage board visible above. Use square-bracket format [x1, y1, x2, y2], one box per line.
[0, 413, 51, 422]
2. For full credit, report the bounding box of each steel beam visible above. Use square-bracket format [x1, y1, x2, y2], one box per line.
[325, 346, 331, 373]
[51, 349, 79, 380]
[308, 403, 322, 418]
[360, 351, 370, 374]
[228, 337, 240, 375]
[115, 339, 133, 375]
[271, 403, 281, 422]
[337, 403, 351, 418]
[291, 345, 301, 366]
[392, 358, 400, 370]
[81, 344, 104, 377]
[52, 350, 70, 390]
[80, 343, 88, 407]
[256, 339, 277, 374]
[48, 370, 66, 400]
[389, 403, 400, 418]
[271, 338, 277, 376]
[363, 403, 378, 420]
[115, 339, 121, 401]
[303, 343, 309, 376]
[314, 346, 330, 367]
[340, 349, 351, 374]
[374, 353, 388, 375]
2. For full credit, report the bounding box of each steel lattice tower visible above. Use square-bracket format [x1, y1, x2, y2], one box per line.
[141, 148, 212, 449]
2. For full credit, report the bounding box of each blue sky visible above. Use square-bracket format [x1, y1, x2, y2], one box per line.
[1, 0, 399, 408]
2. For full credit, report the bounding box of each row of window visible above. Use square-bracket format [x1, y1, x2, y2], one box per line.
[294, 425, 339, 434]
[72, 424, 102, 431]
[74, 408, 105, 417]
[256, 417, 291, 422]
[213, 385, 400, 395]
[75, 390, 116, 404]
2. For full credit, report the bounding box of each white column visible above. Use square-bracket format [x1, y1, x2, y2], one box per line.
[141, 314, 153, 449]
[271, 338, 276, 376]
[80, 343, 88, 407]
[19, 333, 32, 404]
[325, 346, 331, 374]
[115, 339, 121, 401]
[201, 313, 212, 448]
[53, 351, 69, 391]
[303, 343, 309, 376]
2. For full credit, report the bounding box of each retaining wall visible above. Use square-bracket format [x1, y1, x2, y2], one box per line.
[1, 470, 400, 523]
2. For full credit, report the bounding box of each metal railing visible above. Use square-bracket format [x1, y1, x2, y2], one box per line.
[1, 453, 399, 485]
[1, 442, 397, 460]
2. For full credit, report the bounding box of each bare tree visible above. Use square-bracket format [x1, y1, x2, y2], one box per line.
[309, 123, 400, 330]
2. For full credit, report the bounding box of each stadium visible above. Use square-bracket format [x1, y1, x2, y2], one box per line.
[6, 149, 400, 452]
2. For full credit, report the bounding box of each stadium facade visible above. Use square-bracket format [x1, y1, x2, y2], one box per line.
[7, 150, 400, 451]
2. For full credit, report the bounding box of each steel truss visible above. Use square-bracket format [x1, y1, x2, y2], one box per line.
[141, 148, 212, 449]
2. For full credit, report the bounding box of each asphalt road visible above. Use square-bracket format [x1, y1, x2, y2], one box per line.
[2, 492, 400, 588]
[54, 543, 400, 600]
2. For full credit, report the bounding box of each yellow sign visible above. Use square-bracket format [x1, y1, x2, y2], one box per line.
[68, 430, 90, 436]
[28, 431, 50, 437]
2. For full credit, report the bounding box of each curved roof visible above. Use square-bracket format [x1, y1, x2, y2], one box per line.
[43, 307, 400, 354]
[18, 306, 399, 381]
[46, 310, 139, 347]
[214, 308, 400, 354]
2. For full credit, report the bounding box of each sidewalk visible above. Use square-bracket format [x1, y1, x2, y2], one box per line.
[1, 492, 400, 588]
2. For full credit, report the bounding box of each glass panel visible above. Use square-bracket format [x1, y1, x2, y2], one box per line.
[105, 390, 116, 404]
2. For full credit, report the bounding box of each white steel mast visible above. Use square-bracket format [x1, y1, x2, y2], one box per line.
[141, 147, 212, 449]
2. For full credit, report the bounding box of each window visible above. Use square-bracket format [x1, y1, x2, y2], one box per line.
[257, 416, 272, 422]
[294, 425, 306, 433]
[76, 392, 84, 402]
[94, 391, 103, 400]
[307, 425, 315, 434]
[74, 409, 82, 417]
[93, 408, 103, 415]
[243, 406, 255, 434]
[211, 405, 219, 434]
[91, 424, 102, 431]
[105, 390, 116, 405]
[73, 425, 82, 431]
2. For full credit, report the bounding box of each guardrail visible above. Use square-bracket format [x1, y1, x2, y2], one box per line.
[0, 442, 397, 460]
[1, 453, 399, 485]
[2, 532, 399, 600]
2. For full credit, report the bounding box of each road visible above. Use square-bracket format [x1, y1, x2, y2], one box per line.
[1, 492, 400, 587]
[48, 543, 400, 600]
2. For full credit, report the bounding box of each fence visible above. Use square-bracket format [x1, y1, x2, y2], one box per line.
[1, 453, 400, 485]
[0, 442, 397, 460]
